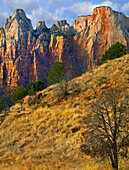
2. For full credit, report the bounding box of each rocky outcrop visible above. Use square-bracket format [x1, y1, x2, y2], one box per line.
[73, 6, 129, 69]
[0, 7, 129, 88]
[50, 20, 73, 35]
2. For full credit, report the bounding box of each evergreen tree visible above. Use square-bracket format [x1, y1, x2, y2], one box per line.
[26, 81, 45, 95]
[11, 80, 46, 104]
[34, 80, 45, 92]
[47, 61, 66, 84]
[26, 82, 35, 95]
[11, 86, 27, 104]
[100, 42, 127, 64]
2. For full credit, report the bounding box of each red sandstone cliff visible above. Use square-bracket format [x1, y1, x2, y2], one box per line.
[73, 6, 129, 69]
[0, 6, 129, 88]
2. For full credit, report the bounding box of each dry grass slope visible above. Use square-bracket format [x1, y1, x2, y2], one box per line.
[0, 55, 129, 170]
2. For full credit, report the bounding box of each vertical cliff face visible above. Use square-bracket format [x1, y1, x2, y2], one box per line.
[73, 6, 129, 69]
[0, 9, 52, 88]
[0, 6, 129, 88]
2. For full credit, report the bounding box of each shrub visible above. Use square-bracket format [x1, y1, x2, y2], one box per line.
[11, 80, 45, 104]
[11, 86, 27, 104]
[100, 42, 127, 64]
[34, 80, 46, 92]
[0, 102, 7, 113]
[26, 80, 45, 96]
[26, 82, 35, 96]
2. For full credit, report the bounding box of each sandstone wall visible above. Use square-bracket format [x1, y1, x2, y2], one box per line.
[0, 7, 129, 88]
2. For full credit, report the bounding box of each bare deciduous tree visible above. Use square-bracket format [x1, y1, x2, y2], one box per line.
[53, 74, 73, 99]
[81, 87, 129, 169]
[58, 74, 71, 96]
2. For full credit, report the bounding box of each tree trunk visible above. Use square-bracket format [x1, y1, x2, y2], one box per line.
[113, 150, 118, 170]
[110, 150, 118, 169]
[110, 154, 115, 169]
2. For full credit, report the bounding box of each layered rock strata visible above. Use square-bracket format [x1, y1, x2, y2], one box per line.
[0, 6, 129, 88]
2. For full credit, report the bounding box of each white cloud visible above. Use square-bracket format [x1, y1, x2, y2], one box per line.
[4, 0, 39, 11]
[3, 0, 61, 28]
[68, 2, 95, 16]
[31, 7, 60, 28]
[54, 1, 120, 26]
[1, 0, 122, 29]
[121, 2, 129, 12]
[101, 1, 119, 11]
[48, 0, 63, 8]
[55, 7, 66, 18]
[49, 0, 62, 4]
[0, 12, 8, 27]
[60, 1, 120, 16]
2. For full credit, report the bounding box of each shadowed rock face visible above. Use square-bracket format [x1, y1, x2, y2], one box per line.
[0, 6, 129, 88]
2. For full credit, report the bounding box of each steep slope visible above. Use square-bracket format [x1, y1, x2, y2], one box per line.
[0, 55, 129, 169]
[0, 7, 129, 89]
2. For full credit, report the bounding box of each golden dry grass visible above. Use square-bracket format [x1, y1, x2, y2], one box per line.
[0, 55, 129, 169]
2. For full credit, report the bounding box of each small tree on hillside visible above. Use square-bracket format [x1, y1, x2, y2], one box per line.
[26, 82, 35, 96]
[47, 61, 66, 84]
[100, 42, 127, 64]
[26, 80, 45, 95]
[48, 61, 71, 96]
[11, 80, 45, 104]
[11, 86, 27, 104]
[34, 80, 45, 92]
[81, 87, 129, 169]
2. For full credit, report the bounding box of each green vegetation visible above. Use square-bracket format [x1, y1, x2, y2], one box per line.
[126, 70, 129, 74]
[0, 54, 129, 169]
[100, 42, 127, 64]
[11, 86, 27, 104]
[11, 80, 45, 104]
[26, 80, 45, 95]
[0, 102, 7, 113]
[47, 61, 66, 84]
[26, 82, 35, 96]
[48, 61, 73, 96]
[0, 88, 12, 110]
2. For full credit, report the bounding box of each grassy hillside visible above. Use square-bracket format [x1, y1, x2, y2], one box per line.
[0, 55, 129, 169]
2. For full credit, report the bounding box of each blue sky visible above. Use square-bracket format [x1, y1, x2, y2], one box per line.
[0, 0, 129, 29]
